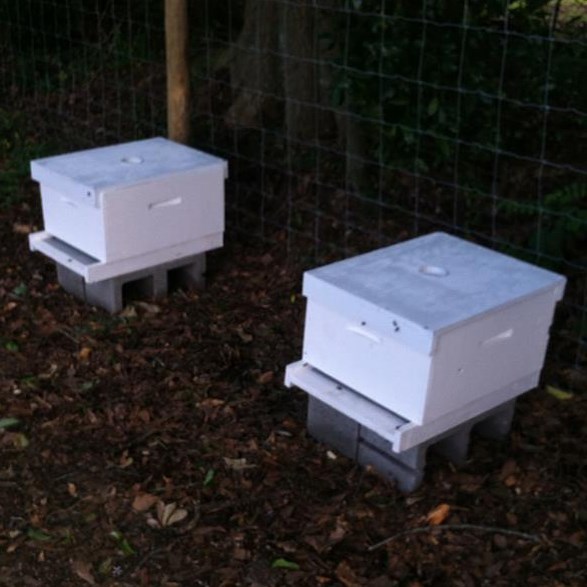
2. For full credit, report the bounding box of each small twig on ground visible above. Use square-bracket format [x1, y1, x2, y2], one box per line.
[132, 536, 182, 575]
[125, 415, 176, 448]
[368, 524, 542, 552]
[56, 326, 81, 344]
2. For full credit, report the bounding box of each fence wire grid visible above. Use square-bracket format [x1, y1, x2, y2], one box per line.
[0, 0, 585, 389]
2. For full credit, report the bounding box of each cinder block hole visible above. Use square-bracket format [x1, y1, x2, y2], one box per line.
[122, 275, 153, 302]
[168, 265, 202, 293]
[167, 266, 191, 293]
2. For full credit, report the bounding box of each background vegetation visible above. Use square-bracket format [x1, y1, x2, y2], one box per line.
[0, 0, 585, 387]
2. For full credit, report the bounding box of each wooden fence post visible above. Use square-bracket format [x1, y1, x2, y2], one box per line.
[165, 0, 190, 144]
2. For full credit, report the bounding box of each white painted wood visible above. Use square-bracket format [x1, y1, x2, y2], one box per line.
[284, 361, 408, 444]
[31, 138, 227, 263]
[40, 185, 107, 260]
[303, 300, 432, 424]
[300, 232, 566, 425]
[285, 360, 539, 452]
[29, 230, 222, 283]
[425, 291, 556, 422]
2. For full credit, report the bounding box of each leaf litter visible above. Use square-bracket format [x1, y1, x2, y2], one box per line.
[0, 197, 586, 585]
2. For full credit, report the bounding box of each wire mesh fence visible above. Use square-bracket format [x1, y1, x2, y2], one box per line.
[0, 0, 585, 388]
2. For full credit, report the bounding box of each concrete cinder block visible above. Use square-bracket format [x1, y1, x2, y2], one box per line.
[307, 396, 359, 459]
[306, 397, 516, 493]
[357, 442, 427, 494]
[55, 253, 206, 313]
[474, 401, 516, 440]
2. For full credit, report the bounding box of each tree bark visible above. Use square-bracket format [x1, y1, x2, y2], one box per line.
[227, 0, 356, 166]
[225, 0, 280, 128]
[280, 1, 317, 141]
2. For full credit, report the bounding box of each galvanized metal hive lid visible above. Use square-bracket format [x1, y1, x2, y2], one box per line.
[31, 137, 227, 205]
[304, 232, 566, 335]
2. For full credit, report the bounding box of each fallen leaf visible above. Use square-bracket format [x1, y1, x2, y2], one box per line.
[328, 517, 348, 544]
[335, 561, 362, 587]
[272, 558, 300, 570]
[78, 347, 92, 361]
[119, 451, 134, 468]
[426, 503, 451, 526]
[236, 328, 253, 343]
[0, 418, 20, 430]
[233, 547, 251, 561]
[167, 507, 188, 526]
[146, 517, 161, 529]
[546, 385, 574, 401]
[135, 302, 161, 314]
[27, 528, 52, 542]
[132, 493, 159, 512]
[67, 482, 78, 497]
[1, 431, 29, 449]
[38, 363, 58, 380]
[120, 305, 138, 319]
[499, 459, 518, 481]
[13, 223, 34, 235]
[6, 535, 25, 553]
[203, 469, 215, 487]
[223, 457, 255, 471]
[98, 558, 112, 575]
[198, 398, 225, 408]
[567, 530, 585, 546]
[156, 501, 188, 527]
[257, 371, 274, 384]
[11, 283, 27, 298]
[71, 560, 96, 585]
[109, 531, 136, 556]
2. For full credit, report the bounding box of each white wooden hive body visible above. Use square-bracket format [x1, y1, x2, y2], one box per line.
[301, 232, 566, 425]
[29, 138, 227, 272]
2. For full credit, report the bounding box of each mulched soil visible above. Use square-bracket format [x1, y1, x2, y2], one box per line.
[1, 192, 586, 587]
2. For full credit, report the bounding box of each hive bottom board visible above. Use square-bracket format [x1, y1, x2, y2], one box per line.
[55, 253, 205, 313]
[308, 396, 516, 492]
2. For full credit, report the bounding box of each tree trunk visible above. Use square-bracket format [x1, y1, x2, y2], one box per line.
[225, 0, 280, 128]
[226, 0, 362, 186]
[280, 2, 317, 141]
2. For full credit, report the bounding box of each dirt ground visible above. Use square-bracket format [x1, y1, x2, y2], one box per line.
[0, 192, 586, 587]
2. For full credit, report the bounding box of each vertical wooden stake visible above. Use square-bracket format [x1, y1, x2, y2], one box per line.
[165, 0, 190, 144]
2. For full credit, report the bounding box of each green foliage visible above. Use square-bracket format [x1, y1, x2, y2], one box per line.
[0, 417, 20, 430]
[109, 530, 136, 557]
[538, 183, 587, 261]
[330, 1, 584, 171]
[203, 468, 215, 487]
[272, 558, 300, 570]
[0, 109, 50, 207]
[326, 0, 586, 266]
[500, 183, 587, 265]
[27, 528, 52, 542]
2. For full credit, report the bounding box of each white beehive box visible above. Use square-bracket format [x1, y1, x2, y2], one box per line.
[30, 137, 226, 268]
[301, 232, 566, 426]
